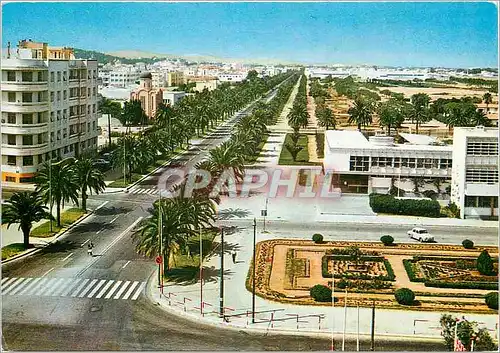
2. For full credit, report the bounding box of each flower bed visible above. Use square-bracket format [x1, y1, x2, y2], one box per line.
[321, 255, 395, 281]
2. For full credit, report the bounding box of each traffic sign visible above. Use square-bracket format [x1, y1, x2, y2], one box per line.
[155, 256, 163, 264]
[261, 210, 267, 217]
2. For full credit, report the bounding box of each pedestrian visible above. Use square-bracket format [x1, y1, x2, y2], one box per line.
[87, 241, 94, 257]
[231, 250, 237, 264]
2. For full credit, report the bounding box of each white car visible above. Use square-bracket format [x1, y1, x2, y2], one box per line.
[407, 227, 434, 242]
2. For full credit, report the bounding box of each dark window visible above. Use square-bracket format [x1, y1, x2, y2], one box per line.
[22, 135, 33, 146]
[22, 114, 33, 124]
[20, 176, 34, 183]
[7, 156, 16, 166]
[7, 135, 16, 145]
[8, 92, 16, 102]
[7, 71, 16, 81]
[22, 71, 33, 82]
[22, 156, 33, 166]
[465, 196, 477, 207]
[22, 92, 32, 103]
[7, 113, 16, 124]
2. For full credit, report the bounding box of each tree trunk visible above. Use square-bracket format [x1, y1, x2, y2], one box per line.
[81, 187, 87, 213]
[358, 123, 361, 131]
[490, 197, 495, 217]
[21, 224, 31, 249]
[56, 200, 61, 227]
[388, 125, 391, 135]
[415, 122, 419, 134]
[108, 114, 112, 146]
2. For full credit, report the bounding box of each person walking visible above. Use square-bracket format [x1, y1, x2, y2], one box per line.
[231, 250, 237, 264]
[87, 241, 94, 257]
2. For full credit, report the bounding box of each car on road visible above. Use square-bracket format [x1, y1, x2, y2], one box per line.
[93, 159, 111, 171]
[407, 227, 434, 242]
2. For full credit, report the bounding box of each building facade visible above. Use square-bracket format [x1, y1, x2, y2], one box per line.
[1, 41, 99, 183]
[167, 71, 185, 86]
[130, 72, 163, 118]
[162, 91, 186, 106]
[323, 131, 452, 194]
[451, 127, 498, 219]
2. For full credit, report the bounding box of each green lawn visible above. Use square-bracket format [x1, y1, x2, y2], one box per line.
[278, 133, 320, 166]
[316, 133, 325, 159]
[108, 173, 143, 188]
[31, 208, 85, 238]
[1, 243, 29, 261]
[163, 229, 218, 283]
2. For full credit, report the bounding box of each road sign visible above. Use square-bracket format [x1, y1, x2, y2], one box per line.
[261, 210, 267, 217]
[155, 256, 163, 264]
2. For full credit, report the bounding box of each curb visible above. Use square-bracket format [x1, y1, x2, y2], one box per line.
[2, 210, 94, 266]
[146, 277, 444, 343]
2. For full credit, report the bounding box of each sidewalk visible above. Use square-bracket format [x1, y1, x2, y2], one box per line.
[149, 225, 499, 341]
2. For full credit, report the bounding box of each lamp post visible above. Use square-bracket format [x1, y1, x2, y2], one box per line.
[263, 197, 268, 232]
[331, 257, 335, 351]
[199, 226, 203, 315]
[252, 217, 256, 324]
[219, 227, 224, 318]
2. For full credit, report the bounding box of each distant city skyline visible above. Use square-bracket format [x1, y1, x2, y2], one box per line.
[2, 1, 498, 68]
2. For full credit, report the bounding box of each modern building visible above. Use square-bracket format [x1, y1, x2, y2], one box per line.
[162, 91, 186, 106]
[189, 78, 219, 92]
[1, 41, 99, 183]
[323, 131, 452, 194]
[217, 73, 245, 82]
[130, 72, 163, 118]
[99, 67, 141, 87]
[450, 127, 498, 219]
[167, 71, 185, 87]
[476, 102, 499, 127]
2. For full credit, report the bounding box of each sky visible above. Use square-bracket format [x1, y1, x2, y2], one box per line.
[2, 1, 498, 68]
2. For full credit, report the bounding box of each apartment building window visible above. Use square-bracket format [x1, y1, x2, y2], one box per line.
[87, 122, 91, 132]
[38, 71, 44, 82]
[7, 113, 16, 124]
[23, 135, 33, 146]
[63, 71, 67, 81]
[70, 144, 74, 152]
[63, 128, 67, 138]
[51, 72, 55, 82]
[80, 122, 86, 133]
[465, 196, 498, 208]
[93, 104, 96, 113]
[8, 92, 16, 102]
[393, 157, 401, 168]
[57, 72, 61, 82]
[22, 71, 33, 82]
[63, 109, 67, 120]
[466, 141, 498, 156]
[439, 159, 452, 169]
[92, 121, 96, 131]
[57, 131, 61, 141]
[57, 91, 61, 101]
[23, 156, 33, 166]
[64, 146, 69, 154]
[51, 112, 55, 122]
[38, 154, 44, 164]
[7, 71, 16, 81]
[50, 92, 54, 102]
[81, 105, 86, 114]
[88, 105, 91, 115]
[88, 88, 91, 97]
[50, 132, 54, 143]
[38, 133, 44, 144]
[7, 156, 16, 166]
[63, 90, 67, 100]
[465, 168, 499, 184]
[7, 135, 16, 145]
[57, 110, 61, 121]
[93, 87, 97, 96]
[349, 156, 369, 172]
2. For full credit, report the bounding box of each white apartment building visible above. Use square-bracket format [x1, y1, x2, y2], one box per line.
[1, 42, 99, 184]
[162, 91, 186, 106]
[99, 67, 141, 87]
[217, 73, 245, 82]
[451, 127, 498, 219]
[323, 131, 452, 194]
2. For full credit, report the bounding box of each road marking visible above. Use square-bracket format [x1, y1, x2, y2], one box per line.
[104, 281, 122, 299]
[60, 279, 82, 297]
[23, 277, 49, 296]
[78, 279, 98, 298]
[87, 279, 106, 298]
[2, 278, 25, 295]
[1, 277, 10, 285]
[45, 278, 68, 296]
[76, 217, 143, 277]
[39, 278, 61, 296]
[61, 253, 74, 262]
[121, 281, 139, 300]
[110, 216, 119, 224]
[113, 281, 131, 299]
[94, 200, 109, 211]
[96, 228, 104, 235]
[70, 278, 90, 297]
[131, 282, 146, 301]
[41, 267, 54, 277]
[18, 277, 41, 295]
[81, 239, 90, 247]
[51, 278, 73, 296]
[95, 280, 114, 299]
[121, 261, 131, 270]
[9, 278, 32, 295]
[1, 278, 16, 290]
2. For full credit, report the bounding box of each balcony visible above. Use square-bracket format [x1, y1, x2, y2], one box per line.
[2, 101, 49, 113]
[1, 143, 49, 156]
[1, 123, 49, 135]
[1, 81, 49, 91]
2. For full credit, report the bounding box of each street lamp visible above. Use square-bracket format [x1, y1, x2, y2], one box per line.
[252, 217, 256, 324]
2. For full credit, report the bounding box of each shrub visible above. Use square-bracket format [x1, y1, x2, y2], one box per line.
[394, 288, 415, 305]
[369, 193, 441, 218]
[485, 292, 498, 310]
[422, 189, 438, 200]
[310, 284, 332, 302]
[312, 233, 324, 244]
[337, 279, 348, 289]
[462, 239, 474, 249]
[380, 235, 394, 246]
[477, 250, 494, 275]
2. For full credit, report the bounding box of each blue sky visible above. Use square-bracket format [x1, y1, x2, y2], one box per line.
[2, 1, 498, 67]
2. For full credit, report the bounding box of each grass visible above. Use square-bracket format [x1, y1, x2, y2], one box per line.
[164, 229, 218, 283]
[315, 133, 324, 159]
[31, 208, 85, 238]
[278, 133, 320, 166]
[1, 243, 29, 260]
[108, 173, 143, 188]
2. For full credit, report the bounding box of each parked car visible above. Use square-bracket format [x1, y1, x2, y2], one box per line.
[407, 227, 434, 242]
[93, 159, 111, 171]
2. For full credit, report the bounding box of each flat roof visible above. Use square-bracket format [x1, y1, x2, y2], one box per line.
[399, 133, 438, 145]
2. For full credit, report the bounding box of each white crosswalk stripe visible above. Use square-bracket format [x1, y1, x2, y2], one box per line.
[128, 187, 158, 195]
[1, 277, 146, 301]
[1, 277, 10, 285]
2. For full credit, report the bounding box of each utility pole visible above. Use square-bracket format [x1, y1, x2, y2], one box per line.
[252, 217, 256, 324]
[199, 226, 203, 315]
[158, 193, 163, 294]
[219, 227, 224, 318]
[356, 304, 360, 352]
[342, 288, 347, 351]
[263, 197, 268, 232]
[331, 261, 335, 351]
[370, 300, 375, 351]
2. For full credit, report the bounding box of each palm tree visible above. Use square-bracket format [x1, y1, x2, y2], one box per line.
[99, 97, 122, 146]
[483, 92, 493, 109]
[348, 97, 373, 131]
[316, 104, 336, 130]
[35, 158, 79, 227]
[75, 154, 106, 212]
[377, 99, 405, 135]
[3, 191, 54, 249]
[471, 110, 491, 127]
[287, 103, 309, 132]
[410, 93, 431, 134]
[284, 141, 303, 161]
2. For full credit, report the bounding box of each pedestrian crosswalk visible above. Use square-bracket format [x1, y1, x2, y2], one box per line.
[127, 186, 159, 195]
[1, 277, 146, 301]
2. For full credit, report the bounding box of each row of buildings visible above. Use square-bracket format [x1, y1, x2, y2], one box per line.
[323, 126, 498, 219]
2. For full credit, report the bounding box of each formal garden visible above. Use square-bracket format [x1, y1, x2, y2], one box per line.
[246, 237, 498, 313]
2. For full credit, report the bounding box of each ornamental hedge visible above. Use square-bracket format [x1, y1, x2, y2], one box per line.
[310, 284, 332, 302]
[462, 239, 474, 249]
[380, 235, 395, 246]
[394, 288, 415, 305]
[322, 255, 395, 281]
[312, 233, 324, 244]
[485, 292, 498, 310]
[369, 193, 441, 218]
[477, 250, 495, 276]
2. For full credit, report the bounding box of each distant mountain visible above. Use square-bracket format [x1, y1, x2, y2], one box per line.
[73, 48, 164, 65]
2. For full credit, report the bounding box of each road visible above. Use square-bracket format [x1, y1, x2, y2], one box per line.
[0, 76, 459, 351]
